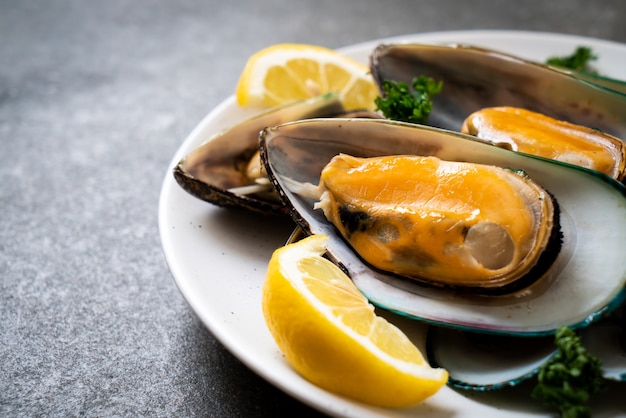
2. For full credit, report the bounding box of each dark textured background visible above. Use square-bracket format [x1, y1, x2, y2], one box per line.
[2, 1, 625, 416]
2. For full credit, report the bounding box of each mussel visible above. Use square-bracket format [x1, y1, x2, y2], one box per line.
[260, 117, 626, 335]
[369, 43, 626, 180]
[428, 303, 625, 390]
[173, 93, 354, 215]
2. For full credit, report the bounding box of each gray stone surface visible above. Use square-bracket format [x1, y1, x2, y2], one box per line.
[1, 0, 625, 416]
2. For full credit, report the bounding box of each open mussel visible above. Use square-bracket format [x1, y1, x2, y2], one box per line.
[260, 117, 626, 335]
[173, 93, 380, 215]
[370, 43, 626, 181]
[427, 304, 625, 390]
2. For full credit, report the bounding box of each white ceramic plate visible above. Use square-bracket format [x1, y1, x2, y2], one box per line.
[159, 31, 626, 418]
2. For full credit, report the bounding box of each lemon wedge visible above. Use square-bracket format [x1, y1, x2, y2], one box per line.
[262, 234, 448, 408]
[235, 43, 379, 110]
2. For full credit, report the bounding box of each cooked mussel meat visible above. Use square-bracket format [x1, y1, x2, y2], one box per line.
[461, 106, 626, 182]
[291, 153, 561, 293]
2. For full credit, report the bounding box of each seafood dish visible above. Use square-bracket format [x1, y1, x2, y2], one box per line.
[171, 41, 626, 393]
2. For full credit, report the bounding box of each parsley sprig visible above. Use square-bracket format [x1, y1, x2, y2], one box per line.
[546, 46, 598, 74]
[374, 75, 442, 124]
[532, 326, 606, 418]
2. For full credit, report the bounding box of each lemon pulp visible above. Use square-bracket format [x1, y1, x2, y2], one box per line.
[236, 43, 379, 110]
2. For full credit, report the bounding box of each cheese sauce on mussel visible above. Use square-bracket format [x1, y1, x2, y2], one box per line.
[304, 153, 562, 294]
[461, 107, 626, 182]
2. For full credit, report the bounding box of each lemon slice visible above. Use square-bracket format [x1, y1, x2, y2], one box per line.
[262, 234, 448, 408]
[235, 43, 379, 110]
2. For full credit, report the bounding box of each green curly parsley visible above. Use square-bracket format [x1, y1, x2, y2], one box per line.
[531, 326, 606, 418]
[374, 75, 443, 124]
[546, 46, 598, 73]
